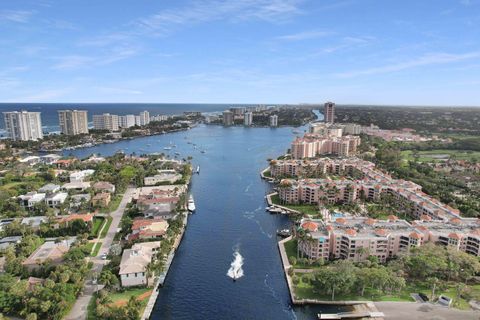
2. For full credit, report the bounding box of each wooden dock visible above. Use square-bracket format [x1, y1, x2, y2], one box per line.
[318, 311, 384, 319]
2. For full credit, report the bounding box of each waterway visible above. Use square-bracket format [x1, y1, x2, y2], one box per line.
[67, 116, 341, 319]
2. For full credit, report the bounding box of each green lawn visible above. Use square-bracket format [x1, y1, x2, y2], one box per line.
[108, 288, 151, 304]
[271, 194, 319, 216]
[100, 216, 113, 238]
[90, 217, 105, 237]
[284, 239, 319, 269]
[292, 276, 479, 310]
[402, 149, 480, 163]
[91, 242, 102, 257]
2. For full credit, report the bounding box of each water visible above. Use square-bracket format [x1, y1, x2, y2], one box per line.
[66, 114, 341, 319]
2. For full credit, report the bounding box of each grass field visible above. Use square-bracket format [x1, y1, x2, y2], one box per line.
[100, 216, 113, 238]
[90, 217, 105, 237]
[87, 288, 151, 319]
[402, 149, 480, 163]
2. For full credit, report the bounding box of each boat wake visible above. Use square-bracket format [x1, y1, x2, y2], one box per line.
[227, 250, 244, 280]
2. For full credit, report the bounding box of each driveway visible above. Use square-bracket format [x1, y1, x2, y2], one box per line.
[65, 187, 135, 320]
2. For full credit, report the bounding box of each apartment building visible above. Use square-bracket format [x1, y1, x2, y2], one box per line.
[291, 134, 361, 159]
[93, 113, 119, 131]
[118, 114, 136, 128]
[324, 102, 335, 124]
[3, 111, 43, 141]
[139, 111, 150, 126]
[222, 110, 233, 126]
[244, 111, 253, 126]
[58, 110, 89, 135]
[269, 114, 278, 127]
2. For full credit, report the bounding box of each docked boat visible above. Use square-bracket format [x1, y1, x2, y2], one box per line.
[277, 229, 291, 237]
[164, 147, 172, 150]
[188, 195, 196, 212]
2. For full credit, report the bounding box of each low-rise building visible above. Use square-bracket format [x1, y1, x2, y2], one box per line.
[69, 169, 95, 183]
[22, 241, 70, 271]
[93, 181, 116, 193]
[62, 181, 91, 191]
[45, 192, 68, 208]
[119, 241, 160, 287]
[18, 192, 46, 210]
[38, 183, 61, 194]
[128, 218, 169, 241]
[144, 170, 182, 185]
[92, 192, 111, 207]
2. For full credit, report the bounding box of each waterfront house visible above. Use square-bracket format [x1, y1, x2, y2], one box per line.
[128, 218, 169, 241]
[119, 241, 161, 287]
[144, 170, 182, 185]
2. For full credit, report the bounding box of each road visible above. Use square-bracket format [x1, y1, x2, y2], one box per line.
[65, 187, 136, 320]
[375, 301, 480, 320]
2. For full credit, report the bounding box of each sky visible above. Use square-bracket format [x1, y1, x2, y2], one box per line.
[1, 0, 480, 105]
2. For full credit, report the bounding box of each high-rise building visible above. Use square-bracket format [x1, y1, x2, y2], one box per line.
[3, 111, 43, 141]
[269, 114, 278, 127]
[222, 110, 233, 126]
[58, 110, 89, 135]
[230, 107, 246, 116]
[139, 111, 150, 126]
[244, 111, 253, 126]
[119, 115, 136, 128]
[93, 113, 119, 131]
[135, 115, 141, 126]
[324, 101, 335, 124]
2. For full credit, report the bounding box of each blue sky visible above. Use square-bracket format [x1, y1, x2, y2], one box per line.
[1, 0, 480, 105]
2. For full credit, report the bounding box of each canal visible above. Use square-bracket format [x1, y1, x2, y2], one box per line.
[68, 118, 338, 319]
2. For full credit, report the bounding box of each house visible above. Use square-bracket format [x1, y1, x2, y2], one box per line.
[92, 192, 111, 207]
[22, 241, 70, 271]
[19, 156, 41, 166]
[21, 216, 48, 229]
[93, 181, 116, 193]
[62, 181, 91, 191]
[54, 158, 77, 168]
[0, 236, 22, 250]
[18, 192, 46, 210]
[45, 192, 68, 208]
[40, 154, 61, 165]
[58, 213, 94, 225]
[38, 183, 61, 194]
[119, 241, 161, 287]
[69, 169, 95, 183]
[70, 194, 91, 209]
[128, 218, 169, 241]
[143, 202, 176, 219]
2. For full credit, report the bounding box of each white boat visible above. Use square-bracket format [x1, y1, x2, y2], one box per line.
[188, 195, 196, 212]
[164, 147, 172, 150]
[196, 166, 200, 174]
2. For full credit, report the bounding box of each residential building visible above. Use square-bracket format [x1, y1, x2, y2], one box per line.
[70, 194, 91, 210]
[324, 101, 335, 124]
[269, 114, 278, 127]
[40, 154, 61, 165]
[291, 134, 361, 158]
[18, 192, 46, 210]
[45, 192, 68, 208]
[118, 114, 136, 128]
[22, 241, 70, 271]
[343, 123, 362, 135]
[93, 181, 116, 193]
[135, 115, 141, 126]
[230, 107, 246, 116]
[58, 110, 89, 135]
[92, 192, 111, 207]
[244, 111, 253, 126]
[119, 241, 160, 287]
[19, 156, 41, 166]
[139, 110, 150, 126]
[62, 181, 91, 191]
[151, 114, 168, 122]
[38, 183, 61, 194]
[223, 110, 234, 126]
[93, 113, 119, 131]
[3, 111, 43, 141]
[69, 169, 95, 182]
[128, 218, 169, 240]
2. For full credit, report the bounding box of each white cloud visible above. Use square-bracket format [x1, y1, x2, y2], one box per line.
[52, 46, 140, 70]
[276, 30, 332, 41]
[335, 51, 480, 78]
[0, 10, 35, 23]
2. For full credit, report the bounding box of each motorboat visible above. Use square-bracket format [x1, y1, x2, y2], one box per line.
[188, 195, 196, 212]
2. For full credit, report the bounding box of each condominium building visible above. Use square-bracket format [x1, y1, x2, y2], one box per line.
[3, 111, 43, 141]
[118, 114, 136, 128]
[291, 134, 361, 159]
[139, 111, 150, 126]
[244, 111, 253, 126]
[309, 123, 343, 137]
[269, 114, 278, 127]
[298, 215, 480, 262]
[58, 110, 89, 135]
[151, 114, 168, 122]
[230, 107, 246, 116]
[223, 110, 234, 126]
[324, 101, 335, 124]
[93, 113, 119, 131]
